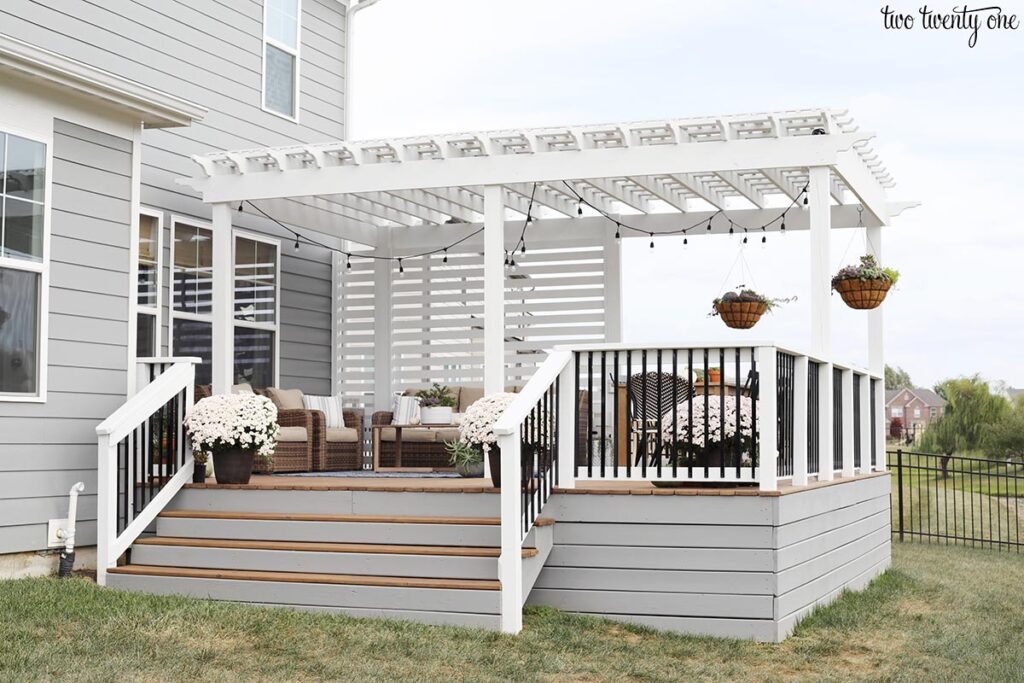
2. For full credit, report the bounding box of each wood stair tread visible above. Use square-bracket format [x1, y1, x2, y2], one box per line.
[160, 509, 554, 527]
[108, 564, 501, 591]
[134, 536, 538, 558]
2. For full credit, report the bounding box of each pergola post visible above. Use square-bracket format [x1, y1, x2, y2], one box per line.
[211, 202, 234, 395]
[373, 230, 394, 410]
[603, 223, 622, 343]
[808, 166, 832, 358]
[867, 223, 887, 471]
[483, 185, 505, 395]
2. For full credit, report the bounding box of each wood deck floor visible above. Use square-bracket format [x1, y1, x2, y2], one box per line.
[186, 471, 887, 496]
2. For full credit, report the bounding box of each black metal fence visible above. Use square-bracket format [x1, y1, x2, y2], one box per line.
[889, 449, 1023, 552]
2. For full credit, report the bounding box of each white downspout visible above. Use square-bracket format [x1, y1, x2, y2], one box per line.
[342, 0, 386, 139]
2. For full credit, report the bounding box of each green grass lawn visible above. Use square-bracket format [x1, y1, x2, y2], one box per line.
[1, 544, 1023, 682]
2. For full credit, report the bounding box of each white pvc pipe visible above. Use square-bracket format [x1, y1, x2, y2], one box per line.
[59, 482, 86, 553]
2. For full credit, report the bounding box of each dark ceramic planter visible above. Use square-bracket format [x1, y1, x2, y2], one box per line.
[487, 445, 502, 488]
[192, 461, 207, 484]
[212, 448, 255, 485]
[456, 461, 484, 478]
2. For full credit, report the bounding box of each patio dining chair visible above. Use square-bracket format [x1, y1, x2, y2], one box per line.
[626, 371, 692, 467]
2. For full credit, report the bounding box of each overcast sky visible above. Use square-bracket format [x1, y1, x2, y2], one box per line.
[352, 0, 1024, 389]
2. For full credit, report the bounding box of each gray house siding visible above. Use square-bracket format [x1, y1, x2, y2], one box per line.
[0, 120, 134, 553]
[528, 475, 892, 642]
[0, 0, 347, 556]
[0, 0, 345, 396]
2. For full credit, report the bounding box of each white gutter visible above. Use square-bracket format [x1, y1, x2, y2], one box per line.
[342, 0, 386, 138]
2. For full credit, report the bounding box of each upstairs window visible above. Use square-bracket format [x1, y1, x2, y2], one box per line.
[136, 210, 162, 357]
[263, 0, 301, 120]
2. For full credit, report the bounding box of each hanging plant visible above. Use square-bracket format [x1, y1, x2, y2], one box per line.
[711, 287, 793, 329]
[831, 255, 899, 310]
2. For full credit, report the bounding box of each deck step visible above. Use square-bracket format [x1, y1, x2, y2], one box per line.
[155, 510, 552, 547]
[160, 509, 554, 526]
[108, 564, 501, 591]
[134, 536, 539, 558]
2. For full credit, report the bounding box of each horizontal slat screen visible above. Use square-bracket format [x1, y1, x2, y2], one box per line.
[335, 243, 608, 409]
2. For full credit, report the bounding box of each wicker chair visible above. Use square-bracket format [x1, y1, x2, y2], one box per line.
[263, 387, 363, 473]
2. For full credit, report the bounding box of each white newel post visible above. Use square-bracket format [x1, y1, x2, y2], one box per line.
[819, 363, 834, 481]
[808, 166, 832, 359]
[874, 377, 887, 471]
[497, 432, 523, 633]
[95, 433, 117, 586]
[557, 360, 577, 488]
[841, 369, 855, 478]
[792, 355, 809, 487]
[211, 202, 234, 395]
[859, 374, 872, 473]
[757, 347, 778, 491]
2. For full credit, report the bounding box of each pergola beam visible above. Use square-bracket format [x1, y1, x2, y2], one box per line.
[183, 132, 873, 204]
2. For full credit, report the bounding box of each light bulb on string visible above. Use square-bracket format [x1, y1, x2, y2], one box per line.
[346, 253, 351, 270]
[238, 202, 244, 212]
[614, 222, 621, 240]
[577, 199, 583, 216]
[293, 234, 300, 251]
[398, 258, 404, 275]
[649, 233, 655, 249]
[442, 248, 448, 264]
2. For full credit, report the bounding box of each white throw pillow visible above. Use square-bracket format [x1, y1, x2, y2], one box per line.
[392, 393, 421, 425]
[303, 394, 347, 429]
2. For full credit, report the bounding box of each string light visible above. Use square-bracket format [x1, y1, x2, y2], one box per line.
[614, 222, 621, 240]
[649, 233, 655, 248]
[398, 258, 404, 275]
[577, 199, 583, 216]
[293, 234, 300, 251]
[442, 248, 448, 264]
[237, 202, 244, 212]
[346, 253, 351, 269]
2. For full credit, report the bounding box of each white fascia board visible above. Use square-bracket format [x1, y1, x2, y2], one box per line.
[0, 33, 206, 128]
[183, 132, 873, 204]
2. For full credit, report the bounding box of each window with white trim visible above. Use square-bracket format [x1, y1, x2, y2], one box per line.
[171, 219, 213, 385]
[233, 233, 279, 389]
[136, 210, 162, 357]
[0, 130, 47, 398]
[891, 406, 903, 417]
[262, 0, 301, 120]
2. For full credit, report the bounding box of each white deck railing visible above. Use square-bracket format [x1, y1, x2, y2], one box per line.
[95, 358, 199, 585]
[489, 341, 884, 633]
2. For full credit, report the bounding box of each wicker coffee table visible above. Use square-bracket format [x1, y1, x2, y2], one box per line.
[371, 423, 456, 472]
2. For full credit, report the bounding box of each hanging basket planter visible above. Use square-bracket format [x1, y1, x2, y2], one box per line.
[711, 287, 793, 330]
[833, 278, 892, 310]
[831, 255, 899, 310]
[714, 300, 769, 329]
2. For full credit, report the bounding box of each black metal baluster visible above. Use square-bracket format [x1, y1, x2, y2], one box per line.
[656, 350, 663, 478]
[718, 347, 725, 479]
[687, 349, 693, 479]
[553, 377, 561, 487]
[613, 351, 619, 479]
[626, 351, 633, 478]
[587, 352, 594, 478]
[672, 349, 678, 479]
[749, 348, 757, 480]
[574, 352, 581, 479]
[641, 350, 648, 478]
[735, 349, 741, 478]
[703, 349, 709, 479]
[600, 351, 607, 479]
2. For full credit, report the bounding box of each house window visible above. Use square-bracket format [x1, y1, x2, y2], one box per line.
[0, 131, 47, 399]
[170, 219, 213, 385]
[930, 407, 937, 418]
[234, 233, 278, 389]
[262, 0, 301, 120]
[913, 407, 921, 418]
[136, 210, 162, 357]
[891, 406, 903, 418]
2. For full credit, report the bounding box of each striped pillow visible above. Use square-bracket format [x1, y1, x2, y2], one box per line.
[302, 394, 347, 429]
[391, 393, 421, 425]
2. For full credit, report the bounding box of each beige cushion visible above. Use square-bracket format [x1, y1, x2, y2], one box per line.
[433, 428, 462, 443]
[326, 427, 359, 443]
[231, 383, 254, 395]
[379, 427, 437, 443]
[277, 426, 308, 442]
[265, 387, 305, 410]
[458, 386, 485, 413]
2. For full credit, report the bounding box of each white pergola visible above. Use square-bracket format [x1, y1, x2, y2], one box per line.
[179, 108, 916, 397]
